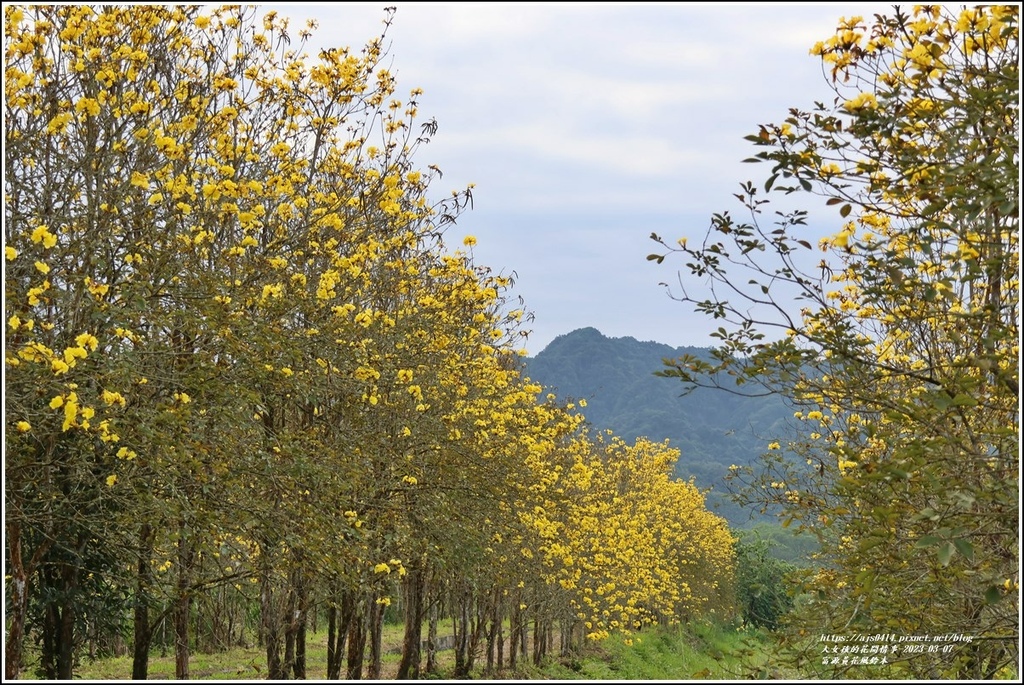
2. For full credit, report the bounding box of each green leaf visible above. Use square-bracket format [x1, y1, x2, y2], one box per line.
[984, 585, 1003, 604]
[950, 394, 978, 407]
[937, 541, 954, 566]
[952, 538, 974, 562]
[858, 537, 885, 552]
[854, 569, 876, 595]
[914, 534, 941, 548]
[839, 203, 852, 218]
[646, 254, 665, 264]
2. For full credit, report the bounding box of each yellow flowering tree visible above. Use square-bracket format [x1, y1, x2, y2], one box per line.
[2, 4, 475, 679]
[651, 5, 1018, 679]
[2, 4, 238, 677]
[7, 3, 750, 680]
[523, 432, 735, 647]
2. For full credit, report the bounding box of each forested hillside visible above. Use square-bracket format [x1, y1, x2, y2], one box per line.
[525, 327, 792, 526]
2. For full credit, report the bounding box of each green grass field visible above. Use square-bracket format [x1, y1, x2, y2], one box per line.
[73, 621, 442, 680]
[70, 620, 771, 680]
[533, 622, 774, 680]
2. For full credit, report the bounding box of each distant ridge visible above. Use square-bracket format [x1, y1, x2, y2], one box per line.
[524, 327, 791, 527]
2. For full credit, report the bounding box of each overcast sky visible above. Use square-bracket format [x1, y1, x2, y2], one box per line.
[268, 2, 891, 354]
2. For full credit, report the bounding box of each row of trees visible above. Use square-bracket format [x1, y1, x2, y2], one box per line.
[4, 6, 735, 679]
[653, 5, 1018, 680]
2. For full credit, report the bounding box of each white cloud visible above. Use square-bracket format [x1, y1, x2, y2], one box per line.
[442, 122, 701, 174]
[260, 2, 896, 351]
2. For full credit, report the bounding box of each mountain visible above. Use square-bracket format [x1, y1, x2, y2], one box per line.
[523, 327, 792, 527]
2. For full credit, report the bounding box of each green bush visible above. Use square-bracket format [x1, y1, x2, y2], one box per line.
[732, 532, 796, 631]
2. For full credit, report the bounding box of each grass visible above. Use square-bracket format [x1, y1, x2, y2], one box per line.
[72, 620, 772, 680]
[164, 619, 1016, 683]
[73, 621, 457, 681]
[529, 622, 774, 681]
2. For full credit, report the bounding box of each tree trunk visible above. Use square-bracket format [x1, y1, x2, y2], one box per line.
[508, 601, 519, 670]
[532, 614, 542, 665]
[260, 563, 284, 680]
[326, 605, 340, 680]
[4, 521, 48, 681]
[367, 600, 384, 679]
[559, 618, 573, 656]
[57, 572, 76, 679]
[496, 602, 504, 670]
[466, 594, 487, 673]
[345, 602, 366, 680]
[41, 585, 60, 679]
[485, 590, 500, 674]
[174, 524, 193, 680]
[295, 608, 307, 680]
[453, 600, 466, 677]
[38, 539, 83, 680]
[284, 584, 296, 678]
[291, 556, 308, 680]
[397, 563, 425, 679]
[132, 524, 156, 680]
[327, 589, 353, 680]
[519, 608, 528, 661]
[425, 602, 439, 675]
[453, 588, 475, 678]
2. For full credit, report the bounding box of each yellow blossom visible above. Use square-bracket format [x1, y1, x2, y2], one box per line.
[101, 389, 126, 407]
[30, 225, 57, 248]
[62, 396, 79, 431]
[75, 333, 99, 351]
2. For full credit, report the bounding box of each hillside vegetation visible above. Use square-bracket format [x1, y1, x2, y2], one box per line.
[526, 327, 792, 527]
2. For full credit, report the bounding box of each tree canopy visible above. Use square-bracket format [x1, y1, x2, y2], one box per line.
[651, 5, 1018, 679]
[4, 5, 736, 679]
